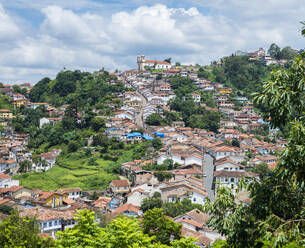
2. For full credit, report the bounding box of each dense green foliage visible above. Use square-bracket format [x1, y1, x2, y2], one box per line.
[168, 77, 221, 132]
[15, 139, 160, 191]
[0, 211, 55, 248]
[250, 162, 272, 179]
[146, 113, 164, 126]
[162, 199, 204, 218]
[0, 95, 13, 110]
[145, 111, 181, 126]
[141, 196, 204, 218]
[56, 209, 199, 248]
[170, 76, 197, 98]
[268, 43, 298, 60]
[211, 55, 269, 96]
[29, 70, 125, 107]
[0, 209, 199, 248]
[204, 45, 305, 247]
[142, 208, 182, 245]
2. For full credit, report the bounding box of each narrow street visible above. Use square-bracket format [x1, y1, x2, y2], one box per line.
[203, 154, 215, 201]
[135, 91, 147, 128]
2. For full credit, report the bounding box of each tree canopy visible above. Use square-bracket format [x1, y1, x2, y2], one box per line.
[29, 70, 126, 107]
[205, 34, 305, 247]
[268, 43, 298, 60]
[56, 209, 199, 248]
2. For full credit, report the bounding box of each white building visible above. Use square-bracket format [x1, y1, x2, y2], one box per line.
[214, 158, 245, 171]
[214, 170, 258, 196]
[20, 208, 77, 238]
[39, 117, 62, 128]
[0, 173, 19, 188]
[137, 55, 171, 71]
[212, 146, 238, 160]
[157, 154, 203, 166]
[191, 93, 201, 103]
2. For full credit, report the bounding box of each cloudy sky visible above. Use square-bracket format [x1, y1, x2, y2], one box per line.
[0, 0, 304, 84]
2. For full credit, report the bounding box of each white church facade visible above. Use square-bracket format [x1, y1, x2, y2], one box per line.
[137, 55, 172, 71]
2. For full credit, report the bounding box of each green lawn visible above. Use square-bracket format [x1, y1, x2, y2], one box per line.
[0, 95, 13, 110]
[13, 152, 122, 191]
[14, 141, 147, 191]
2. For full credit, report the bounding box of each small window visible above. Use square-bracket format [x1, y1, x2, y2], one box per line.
[231, 178, 235, 182]
[225, 178, 229, 182]
[54, 220, 57, 225]
[43, 222, 47, 228]
[49, 221, 52, 227]
[193, 198, 196, 202]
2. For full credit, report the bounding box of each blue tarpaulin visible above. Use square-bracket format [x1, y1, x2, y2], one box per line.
[142, 135, 154, 140]
[126, 132, 142, 138]
[152, 132, 165, 138]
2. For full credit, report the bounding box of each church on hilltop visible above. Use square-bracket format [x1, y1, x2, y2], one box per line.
[137, 55, 172, 71]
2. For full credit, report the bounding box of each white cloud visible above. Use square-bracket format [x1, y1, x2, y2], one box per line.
[0, 2, 304, 84]
[0, 4, 20, 42]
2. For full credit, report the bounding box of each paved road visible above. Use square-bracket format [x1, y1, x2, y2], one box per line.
[135, 91, 147, 129]
[203, 153, 215, 201]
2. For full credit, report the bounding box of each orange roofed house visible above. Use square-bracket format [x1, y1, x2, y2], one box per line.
[57, 187, 83, 201]
[109, 180, 130, 196]
[32, 191, 68, 208]
[0, 109, 13, 119]
[115, 203, 142, 217]
[20, 208, 76, 238]
[0, 173, 19, 188]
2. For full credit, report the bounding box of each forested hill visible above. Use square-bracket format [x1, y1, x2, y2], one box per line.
[199, 56, 274, 96]
[29, 69, 126, 107]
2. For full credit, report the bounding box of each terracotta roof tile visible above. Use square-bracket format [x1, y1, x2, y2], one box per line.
[111, 180, 129, 187]
[0, 173, 11, 180]
[115, 203, 140, 214]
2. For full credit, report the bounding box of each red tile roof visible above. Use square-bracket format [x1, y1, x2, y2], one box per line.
[0, 198, 10, 205]
[0, 186, 24, 193]
[181, 227, 212, 246]
[145, 60, 171, 65]
[0, 173, 11, 180]
[111, 180, 129, 187]
[115, 203, 140, 214]
[0, 109, 11, 112]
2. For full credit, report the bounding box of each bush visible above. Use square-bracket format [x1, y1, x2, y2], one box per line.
[154, 171, 173, 182]
[67, 141, 79, 153]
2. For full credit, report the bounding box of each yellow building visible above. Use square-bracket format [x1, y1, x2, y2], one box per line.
[217, 88, 232, 94]
[0, 109, 13, 119]
[36, 191, 68, 208]
[13, 99, 27, 108]
[127, 100, 141, 107]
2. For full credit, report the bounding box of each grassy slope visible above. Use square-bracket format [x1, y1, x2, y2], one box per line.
[14, 150, 132, 191]
[0, 95, 13, 110]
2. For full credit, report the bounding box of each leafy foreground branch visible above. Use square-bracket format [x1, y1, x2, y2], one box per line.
[205, 45, 305, 246]
[0, 209, 199, 248]
[56, 209, 199, 248]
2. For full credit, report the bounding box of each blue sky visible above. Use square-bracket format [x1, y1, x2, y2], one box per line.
[0, 0, 304, 84]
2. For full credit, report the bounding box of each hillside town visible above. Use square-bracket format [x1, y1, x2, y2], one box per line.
[0, 51, 294, 246]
